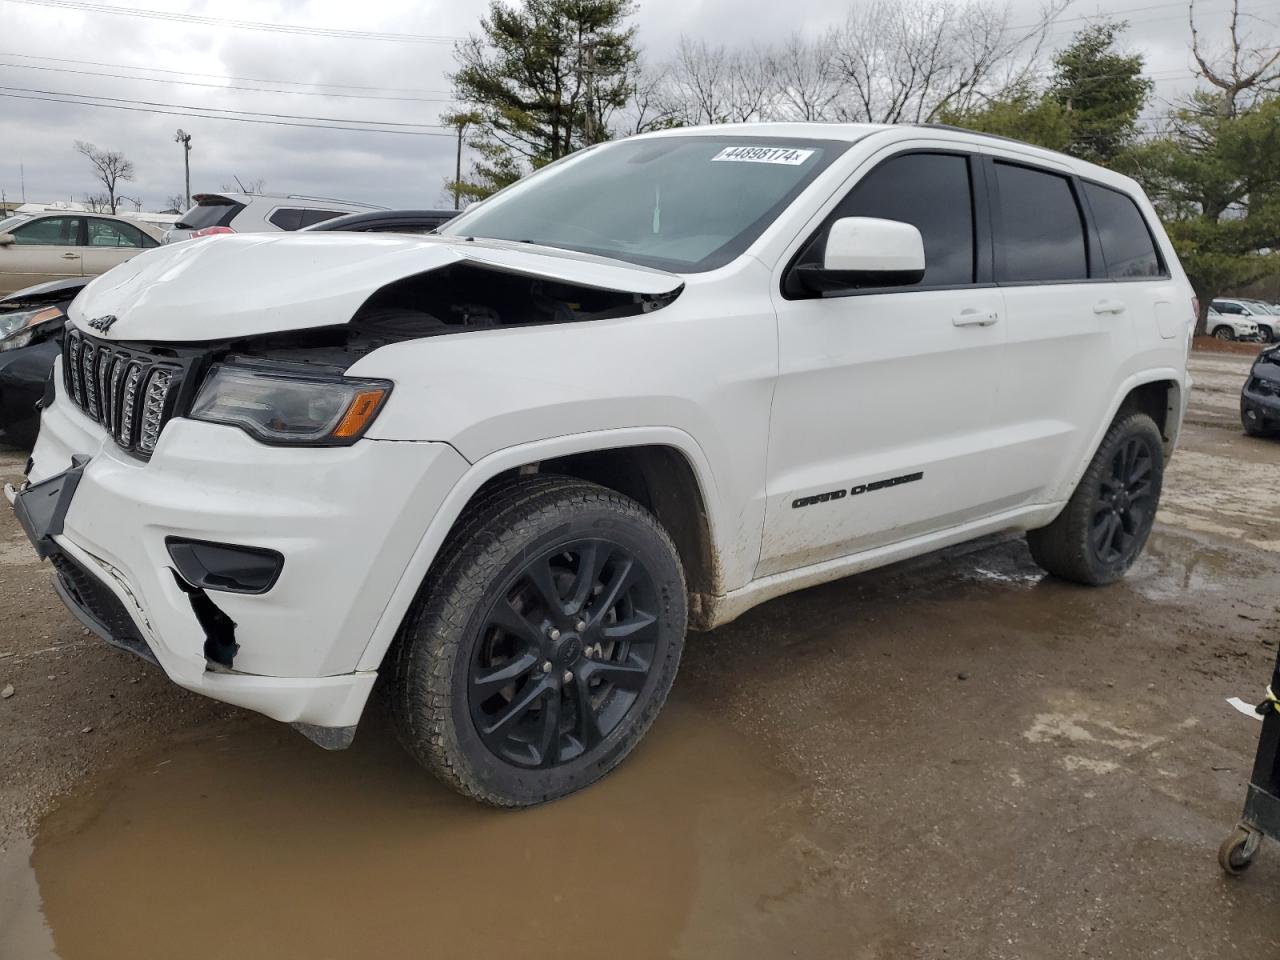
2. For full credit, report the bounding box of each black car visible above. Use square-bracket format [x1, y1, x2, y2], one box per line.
[0, 278, 85, 446]
[1242, 344, 1280, 437]
[0, 210, 457, 447]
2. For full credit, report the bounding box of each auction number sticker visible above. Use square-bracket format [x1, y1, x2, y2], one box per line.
[711, 146, 815, 165]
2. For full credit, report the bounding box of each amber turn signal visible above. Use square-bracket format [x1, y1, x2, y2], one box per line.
[333, 388, 390, 439]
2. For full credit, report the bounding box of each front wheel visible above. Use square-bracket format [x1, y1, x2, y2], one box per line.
[390, 475, 687, 806]
[1259, 326, 1275, 344]
[1213, 326, 1236, 341]
[1027, 411, 1164, 585]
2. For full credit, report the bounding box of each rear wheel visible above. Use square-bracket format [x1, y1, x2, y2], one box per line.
[1213, 325, 1236, 341]
[1027, 412, 1164, 585]
[390, 475, 687, 806]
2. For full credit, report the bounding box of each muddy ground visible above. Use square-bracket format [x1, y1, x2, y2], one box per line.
[1, 349, 1279, 959]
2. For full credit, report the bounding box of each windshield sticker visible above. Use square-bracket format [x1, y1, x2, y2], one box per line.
[711, 146, 815, 165]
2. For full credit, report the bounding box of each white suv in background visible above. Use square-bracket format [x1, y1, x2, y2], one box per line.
[163, 192, 385, 243]
[1212, 298, 1271, 341]
[11, 123, 1195, 807]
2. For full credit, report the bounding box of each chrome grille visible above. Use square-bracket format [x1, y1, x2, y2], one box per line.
[62, 330, 183, 456]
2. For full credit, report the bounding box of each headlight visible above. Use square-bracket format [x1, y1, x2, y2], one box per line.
[0, 306, 64, 352]
[190, 362, 392, 445]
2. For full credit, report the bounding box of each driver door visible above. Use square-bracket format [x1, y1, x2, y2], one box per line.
[758, 150, 1009, 577]
[0, 215, 84, 295]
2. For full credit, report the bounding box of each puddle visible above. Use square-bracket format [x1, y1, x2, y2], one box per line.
[0, 836, 57, 959]
[16, 700, 894, 960]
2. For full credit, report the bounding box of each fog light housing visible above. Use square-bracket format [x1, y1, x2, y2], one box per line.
[166, 537, 284, 594]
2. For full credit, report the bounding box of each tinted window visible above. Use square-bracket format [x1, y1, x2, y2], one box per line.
[87, 218, 146, 247]
[269, 208, 305, 231]
[177, 198, 243, 230]
[1214, 301, 1245, 315]
[439, 136, 848, 272]
[825, 152, 974, 286]
[994, 163, 1087, 283]
[12, 216, 81, 246]
[1083, 182, 1161, 278]
[299, 209, 344, 228]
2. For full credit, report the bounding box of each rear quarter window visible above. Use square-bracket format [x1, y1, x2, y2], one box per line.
[268, 208, 305, 231]
[1082, 182, 1163, 279]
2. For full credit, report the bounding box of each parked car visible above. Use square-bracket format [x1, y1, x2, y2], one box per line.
[1242, 301, 1280, 342]
[0, 212, 447, 448]
[1241, 343, 1280, 437]
[9, 123, 1194, 806]
[163, 193, 385, 243]
[303, 209, 457, 234]
[0, 212, 163, 296]
[1212, 298, 1272, 341]
[0, 278, 82, 445]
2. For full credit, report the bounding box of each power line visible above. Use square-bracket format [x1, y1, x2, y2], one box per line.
[0, 91, 456, 136]
[0, 84, 452, 130]
[0, 59, 457, 103]
[1, 0, 466, 43]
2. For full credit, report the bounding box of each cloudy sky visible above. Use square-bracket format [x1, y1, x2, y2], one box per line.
[0, 0, 1270, 212]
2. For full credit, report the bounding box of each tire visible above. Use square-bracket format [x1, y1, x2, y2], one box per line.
[1213, 326, 1236, 341]
[390, 475, 687, 806]
[1259, 326, 1275, 344]
[1027, 411, 1164, 585]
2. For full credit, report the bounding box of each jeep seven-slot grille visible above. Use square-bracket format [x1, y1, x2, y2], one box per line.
[63, 330, 183, 456]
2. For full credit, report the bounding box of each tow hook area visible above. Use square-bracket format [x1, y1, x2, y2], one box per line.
[169, 570, 240, 669]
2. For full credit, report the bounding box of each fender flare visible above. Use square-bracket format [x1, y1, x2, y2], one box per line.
[354, 426, 726, 672]
[1069, 366, 1186, 492]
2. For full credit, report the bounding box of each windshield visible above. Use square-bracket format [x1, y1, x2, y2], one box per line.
[0, 215, 32, 234]
[439, 136, 848, 273]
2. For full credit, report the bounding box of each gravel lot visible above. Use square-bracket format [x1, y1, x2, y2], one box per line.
[2, 348, 1279, 959]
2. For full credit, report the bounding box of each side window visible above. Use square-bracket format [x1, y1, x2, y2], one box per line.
[1214, 301, 1244, 315]
[268, 208, 305, 231]
[817, 152, 975, 287]
[1082, 182, 1162, 279]
[11, 216, 81, 246]
[87, 219, 145, 247]
[993, 162, 1088, 283]
[299, 209, 344, 228]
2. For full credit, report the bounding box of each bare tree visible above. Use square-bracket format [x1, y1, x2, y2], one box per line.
[770, 33, 842, 121]
[826, 0, 1067, 124]
[621, 62, 681, 134]
[164, 194, 187, 212]
[1190, 0, 1280, 115]
[661, 38, 778, 124]
[82, 192, 110, 213]
[74, 141, 134, 215]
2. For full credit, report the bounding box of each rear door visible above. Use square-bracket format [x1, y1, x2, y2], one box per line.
[80, 218, 159, 277]
[0, 215, 84, 294]
[984, 156, 1150, 506]
[759, 149, 1008, 577]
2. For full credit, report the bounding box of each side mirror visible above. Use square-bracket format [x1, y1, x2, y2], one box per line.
[790, 217, 926, 295]
[0, 233, 15, 246]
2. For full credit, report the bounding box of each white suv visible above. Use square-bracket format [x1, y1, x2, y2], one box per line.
[9, 123, 1195, 805]
[163, 192, 384, 243]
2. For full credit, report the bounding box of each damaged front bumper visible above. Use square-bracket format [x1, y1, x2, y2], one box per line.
[9, 370, 468, 744]
[1242, 373, 1280, 433]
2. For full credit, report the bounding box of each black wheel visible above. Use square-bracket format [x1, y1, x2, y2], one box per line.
[1260, 326, 1275, 344]
[1213, 326, 1236, 341]
[1219, 826, 1262, 875]
[1027, 411, 1164, 585]
[390, 475, 686, 806]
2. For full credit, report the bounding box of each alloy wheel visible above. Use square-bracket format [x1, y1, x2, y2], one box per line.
[468, 539, 660, 768]
[1090, 436, 1155, 564]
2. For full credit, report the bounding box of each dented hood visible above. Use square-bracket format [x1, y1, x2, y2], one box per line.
[68, 232, 684, 342]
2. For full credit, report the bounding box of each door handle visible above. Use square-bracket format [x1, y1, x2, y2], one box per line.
[1093, 299, 1126, 315]
[952, 309, 999, 327]
[61, 253, 80, 259]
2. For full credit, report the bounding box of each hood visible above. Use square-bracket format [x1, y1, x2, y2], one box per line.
[1, 276, 91, 308]
[69, 232, 684, 342]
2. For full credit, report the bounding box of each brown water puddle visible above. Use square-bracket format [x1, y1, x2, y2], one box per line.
[11, 699, 895, 960]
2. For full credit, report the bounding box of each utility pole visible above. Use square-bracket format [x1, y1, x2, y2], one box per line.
[174, 129, 192, 208]
[579, 37, 598, 147]
[454, 121, 465, 210]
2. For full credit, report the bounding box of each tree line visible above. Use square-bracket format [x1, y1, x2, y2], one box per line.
[447, 0, 1280, 329]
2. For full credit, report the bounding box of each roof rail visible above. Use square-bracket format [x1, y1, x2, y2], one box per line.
[284, 194, 389, 210]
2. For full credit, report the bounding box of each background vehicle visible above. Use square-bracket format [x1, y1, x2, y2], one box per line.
[0, 212, 446, 448]
[163, 192, 385, 243]
[1207, 304, 1260, 341]
[1241, 343, 1280, 437]
[0, 212, 163, 295]
[303, 209, 457, 234]
[11, 123, 1194, 806]
[1213, 298, 1273, 341]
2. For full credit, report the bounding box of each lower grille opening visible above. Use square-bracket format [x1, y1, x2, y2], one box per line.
[50, 552, 157, 666]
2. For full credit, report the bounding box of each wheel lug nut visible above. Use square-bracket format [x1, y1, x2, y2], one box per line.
[575, 620, 587, 632]
[542, 661, 552, 673]
[563, 670, 573, 684]
[548, 628, 561, 641]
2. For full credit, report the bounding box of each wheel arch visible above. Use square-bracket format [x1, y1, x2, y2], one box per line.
[355, 429, 725, 672]
[1085, 370, 1185, 474]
